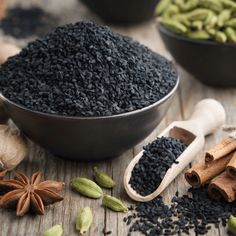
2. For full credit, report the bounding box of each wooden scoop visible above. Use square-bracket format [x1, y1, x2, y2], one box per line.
[124, 99, 226, 202]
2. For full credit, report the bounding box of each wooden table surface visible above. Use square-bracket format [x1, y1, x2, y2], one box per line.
[1, 0, 236, 235]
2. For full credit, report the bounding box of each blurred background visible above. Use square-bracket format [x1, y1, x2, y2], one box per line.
[0, 0, 166, 56]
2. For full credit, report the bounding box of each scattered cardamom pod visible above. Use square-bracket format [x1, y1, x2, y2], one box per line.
[76, 206, 93, 235]
[228, 215, 236, 235]
[102, 195, 128, 212]
[71, 177, 103, 199]
[43, 224, 63, 236]
[93, 166, 115, 189]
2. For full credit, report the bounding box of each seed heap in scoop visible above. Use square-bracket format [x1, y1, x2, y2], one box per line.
[0, 21, 177, 117]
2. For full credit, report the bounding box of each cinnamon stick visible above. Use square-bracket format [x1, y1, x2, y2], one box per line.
[205, 137, 236, 163]
[207, 171, 236, 202]
[185, 152, 233, 188]
[226, 151, 236, 178]
[0, 0, 6, 20]
[0, 170, 6, 179]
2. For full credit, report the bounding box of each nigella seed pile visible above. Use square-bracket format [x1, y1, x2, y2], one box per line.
[129, 137, 187, 196]
[0, 21, 177, 117]
[125, 187, 236, 236]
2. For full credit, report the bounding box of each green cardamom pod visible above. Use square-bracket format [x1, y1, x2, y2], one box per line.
[173, 14, 191, 26]
[199, 0, 223, 13]
[156, 0, 171, 16]
[192, 21, 203, 30]
[163, 4, 180, 17]
[93, 166, 115, 189]
[225, 27, 236, 42]
[228, 215, 236, 235]
[217, 9, 231, 27]
[180, 0, 199, 12]
[187, 9, 213, 21]
[43, 224, 63, 236]
[220, 0, 236, 9]
[159, 18, 188, 33]
[76, 206, 93, 235]
[215, 31, 227, 43]
[206, 28, 216, 36]
[204, 12, 218, 29]
[225, 18, 236, 28]
[187, 30, 210, 40]
[102, 195, 128, 212]
[71, 177, 103, 199]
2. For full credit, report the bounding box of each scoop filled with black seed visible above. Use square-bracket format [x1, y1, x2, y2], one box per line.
[129, 136, 187, 196]
[124, 99, 226, 201]
[0, 21, 177, 117]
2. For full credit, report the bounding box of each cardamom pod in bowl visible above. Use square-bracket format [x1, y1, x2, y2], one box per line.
[156, 0, 236, 86]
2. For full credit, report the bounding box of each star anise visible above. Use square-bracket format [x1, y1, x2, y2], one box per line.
[0, 171, 64, 216]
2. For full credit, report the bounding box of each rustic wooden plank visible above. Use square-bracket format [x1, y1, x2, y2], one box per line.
[0, 0, 234, 235]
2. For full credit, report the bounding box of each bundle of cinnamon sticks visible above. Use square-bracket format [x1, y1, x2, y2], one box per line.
[185, 137, 236, 202]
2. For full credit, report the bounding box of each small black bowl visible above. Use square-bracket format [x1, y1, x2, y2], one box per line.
[159, 24, 236, 87]
[80, 0, 159, 24]
[0, 78, 179, 161]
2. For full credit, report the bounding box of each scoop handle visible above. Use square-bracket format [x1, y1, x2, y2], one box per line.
[188, 99, 226, 136]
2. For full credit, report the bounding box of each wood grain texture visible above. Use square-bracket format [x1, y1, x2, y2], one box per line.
[0, 0, 234, 235]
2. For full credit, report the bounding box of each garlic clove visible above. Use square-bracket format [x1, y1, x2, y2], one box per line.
[0, 125, 28, 170]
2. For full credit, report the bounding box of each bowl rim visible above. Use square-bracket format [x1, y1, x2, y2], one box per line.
[0, 76, 179, 120]
[159, 24, 236, 47]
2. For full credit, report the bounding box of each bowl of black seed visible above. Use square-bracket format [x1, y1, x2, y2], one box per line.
[80, 0, 159, 24]
[0, 21, 178, 161]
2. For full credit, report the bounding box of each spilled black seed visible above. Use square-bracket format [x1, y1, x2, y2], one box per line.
[129, 137, 187, 196]
[0, 21, 177, 117]
[124, 186, 236, 235]
[0, 6, 58, 38]
[102, 228, 112, 235]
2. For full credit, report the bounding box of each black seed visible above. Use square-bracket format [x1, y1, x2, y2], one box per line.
[0, 21, 177, 117]
[129, 137, 187, 196]
[126, 186, 236, 236]
[0, 6, 58, 38]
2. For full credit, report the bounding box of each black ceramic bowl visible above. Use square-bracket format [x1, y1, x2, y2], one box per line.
[0, 78, 179, 161]
[159, 25, 236, 87]
[80, 0, 159, 24]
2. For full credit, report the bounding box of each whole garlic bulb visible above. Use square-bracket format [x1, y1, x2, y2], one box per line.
[0, 125, 28, 170]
